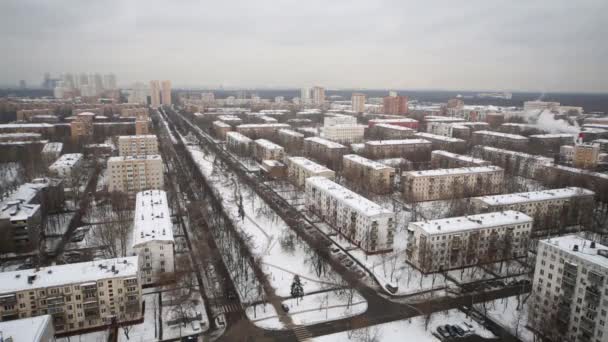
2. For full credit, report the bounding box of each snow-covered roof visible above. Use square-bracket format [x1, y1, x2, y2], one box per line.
[133, 190, 173, 247]
[217, 115, 241, 121]
[304, 137, 347, 149]
[255, 139, 284, 150]
[107, 155, 162, 162]
[0, 180, 46, 221]
[0, 257, 138, 294]
[431, 150, 488, 165]
[541, 235, 608, 269]
[262, 160, 284, 168]
[226, 131, 252, 143]
[404, 165, 502, 178]
[306, 176, 393, 217]
[236, 123, 291, 129]
[343, 154, 394, 171]
[42, 142, 63, 154]
[377, 158, 409, 167]
[583, 124, 608, 130]
[473, 187, 594, 206]
[373, 123, 415, 131]
[549, 164, 608, 180]
[288, 157, 334, 173]
[473, 130, 529, 140]
[49, 153, 83, 169]
[212, 120, 232, 128]
[0, 315, 52, 341]
[118, 135, 157, 141]
[423, 116, 465, 122]
[411, 210, 532, 235]
[476, 146, 554, 162]
[369, 118, 418, 124]
[365, 139, 430, 146]
[529, 134, 575, 139]
[0, 123, 53, 128]
[278, 129, 304, 138]
[0, 133, 42, 141]
[415, 132, 465, 143]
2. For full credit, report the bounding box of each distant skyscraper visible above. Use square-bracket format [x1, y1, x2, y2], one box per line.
[79, 73, 89, 87]
[351, 93, 366, 113]
[300, 87, 311, 103]
[383, 95, 408, 115]
[93, 74, 104, 93]
[161, 80, 172, 105]
[19, 80, 26, 89]
[103, 74, 117, 90]
[149, 80, 161, 107]
[312, 86, 325, 106]
[42, 72, 51, 88]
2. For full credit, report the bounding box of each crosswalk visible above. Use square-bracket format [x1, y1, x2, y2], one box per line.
[292, 325, 312, 341]
[215, 302, 242, 314]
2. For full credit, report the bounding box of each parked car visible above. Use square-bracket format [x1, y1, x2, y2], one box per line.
[446, 324, 458, 337]
[453, 324, 466, 336]
[436, 326, 450, 339]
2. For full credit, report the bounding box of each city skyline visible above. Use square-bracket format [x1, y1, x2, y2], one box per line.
[1, 0, 607, 92]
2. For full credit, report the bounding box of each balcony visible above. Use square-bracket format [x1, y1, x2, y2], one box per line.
[0, 294, 17, 306]
[84, 308, 100, 319]
[83, 301, 99, 309]
[588, 270, 604, 287]
[584, 286, 600, 305]
[579, 316, 596, 335]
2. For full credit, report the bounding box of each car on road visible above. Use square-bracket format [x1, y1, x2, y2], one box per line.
[446, 324, 458, 337]
[453, 324, 466, 336]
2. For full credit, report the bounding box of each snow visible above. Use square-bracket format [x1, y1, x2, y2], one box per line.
[306, 177, 393, 217]
[304, 136, 347, 149]
[373, 123, 415, 131]
[431, 150, 489, 165]
[473, 130, 529, 140]
[0, 315, 51, 341]
[56, 330, 109, 342]
[410, 210, 532, 235]
[254, 139, 283, 151]
[278, 128, 305, 138]
[212, 120, 231, 128]
[161, 288, 209, 339]
[315, 308, 495, 342]
[282, 289, 367, 325]
[541, 234, 608, 268]
[49, 153, 83, 169]
[236, 123, 290, 129]
[118, 293, 159, 342]
[343, 154, 394, 171]
[472, 187, 594, 206]
[475, 295, 535, 342]
[404, 165, 502, 177]
[287, 157, 334, 174]
[415, 132, 466, 143]
[0, 257, 138, 293]
[365, 139, 430, 146]
[42, 141, 63, 154]
[133, 190, 173, 247]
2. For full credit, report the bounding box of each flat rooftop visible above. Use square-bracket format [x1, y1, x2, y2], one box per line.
[365, 139, 430, 146]
[343, 154, 394, 171]
[476, 146, 554, 162]
[411, 210, 532, 235]
[474, 130, 529, 140]
[49, 153, 83, 168]
[304, 137, 347, 149]
[0, 315, 52, 341]
[473, 187, 595, 206]
[306, 176, 393, 217]
[415, 132, 466, 143]
[108, 154, 162, 162]
[431, 150, 489, 164]
[226, 131, 252, 142]
[541, 235, 608, 269]
[0, 257, 138, 294]
[255, 139, 284, 150]
[133, 190, 173, 247]
[288, 157, 334, 173]
[404, 165, 502, 177]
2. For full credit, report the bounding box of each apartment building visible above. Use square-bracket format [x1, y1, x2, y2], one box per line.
[0, 184, 42, 254]
[48, 153, 83, 178]
[472, 145, 553, 179]
[402, 166, 504, 202]
[107, 155, 164, 194]
[367, 118, 418, 130]
[312, 86, 325, 106]
[0, 257, 142, 334]
[305, 177, 395, 254]
[351, 93, 366, 113]
[363, 139, 432, 162]
[545, 165, 608, 203]
[70, 112, 95, 141]
[530, 235, 608, 342]
[426, 121, 489, 138]
[277, 129, 304, 154]
[368, 123, 415, 140]
[529, 134, 575, 155]
[499, 123, 543, 136]
[320, 124, 366, 144]
[523, 100, 560, 111]
[217, 115, 243, 126]
[133, 190, 175, 286]
[150, 80, 161, 107]
[383, 95, 408, 115]
[303, 137, 348, 170]
[118, 135, 158, 157]
[414, 132, 467, 154]
[212, 121, 232, 140]
[406, 211, 532, 272]
[430, 150, 491, 169]
[253, 139, 285, 163]
[342, 154, 395, 194]
[135, 118, 150, 135]
[41, 142, 63, 165]
[235, 123, 291, 140]
[574, 143, 600, 169]
[161, 80, 172, 106]
[472, 130, 529, 151]
[225, 131, 252, 157]
[286, 157, 335, 188]
[0, 124, 56, 139]
[0, 315, 55, 342]
[471, 187, 595, 234]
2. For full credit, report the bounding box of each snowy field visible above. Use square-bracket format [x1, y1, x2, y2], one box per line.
[475, 295, 535, 342]
[283, 289, 367, 325]
[56, 330, 109, 342]
[119, 294, 159, 342]
[314, 308, 495, 342]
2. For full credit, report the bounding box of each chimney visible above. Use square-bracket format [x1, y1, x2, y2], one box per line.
[590, 241, 596, 249]
[573, 245, 579, 252]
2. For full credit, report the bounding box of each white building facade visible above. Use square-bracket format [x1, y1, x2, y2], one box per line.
[107, 155, 164, 194]
[118, 135, 159, 157]
[286, 157, 335, 188]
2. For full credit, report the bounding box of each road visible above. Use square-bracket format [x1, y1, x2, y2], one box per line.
[157, 106, 527, 342]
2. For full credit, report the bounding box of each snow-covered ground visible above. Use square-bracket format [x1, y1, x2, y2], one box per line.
[245, 303, 284, 330]
[161, 287, 209, 339]
[283, 289, 367, 325]
[119, 294, 159, 342]
[186, 141, 359, 301]
[56, 330, 109, 342]
[475, 295, 535, 342]
[314, 308, 495, 342]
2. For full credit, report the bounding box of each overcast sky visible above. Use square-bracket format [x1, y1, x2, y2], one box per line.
[2, 0, 607, 92]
